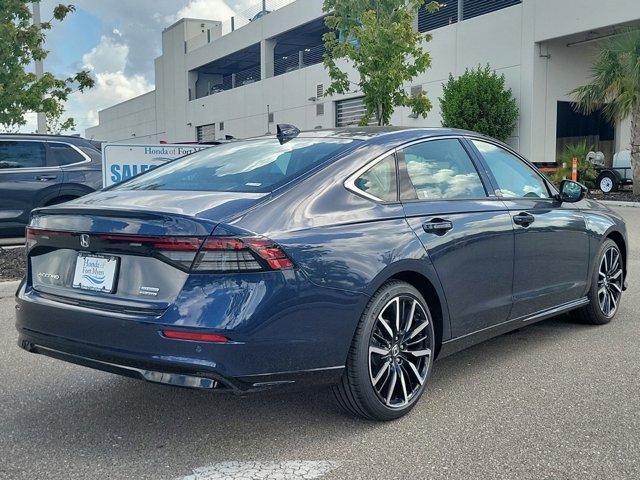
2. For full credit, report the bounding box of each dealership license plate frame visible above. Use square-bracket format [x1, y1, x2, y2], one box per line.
[72, 253, 120, 294]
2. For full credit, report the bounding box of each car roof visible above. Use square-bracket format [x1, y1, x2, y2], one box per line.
[0, 133, 102, 151]
[251, 126, 488, 145]
[297, 126, 469, 139]
[0, 133, 91, 143]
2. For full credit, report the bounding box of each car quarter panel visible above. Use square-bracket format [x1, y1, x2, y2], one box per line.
[227, 142, 453, 341]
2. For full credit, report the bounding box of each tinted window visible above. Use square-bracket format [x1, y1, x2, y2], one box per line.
[0, 141, 46, 169]
[472, 140, 550, 198]
[48, 143, 85, 166]
[114, 138, 355, 193]
[401, 139, 486, 200]
[354, 155, 397, 202]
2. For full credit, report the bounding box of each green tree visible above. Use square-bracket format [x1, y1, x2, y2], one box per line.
[439, 65, 519, 142]
[571, 28, 640, 195]
[0, 1, 94, 132]
[322, 0, 439, 126]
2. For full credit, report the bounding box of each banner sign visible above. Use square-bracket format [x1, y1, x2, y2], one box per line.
[102, 144, 210, 187]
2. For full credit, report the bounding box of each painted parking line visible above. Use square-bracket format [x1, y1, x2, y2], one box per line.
[178, 461, 338, 480]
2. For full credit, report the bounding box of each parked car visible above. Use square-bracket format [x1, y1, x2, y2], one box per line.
[16, 127, 627, 420]
[0, 134, 102, 238]
[593, 149, 633, 193]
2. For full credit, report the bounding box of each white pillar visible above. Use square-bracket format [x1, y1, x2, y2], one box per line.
[32, 2, 47, 134]
[260, 39, 277, 79]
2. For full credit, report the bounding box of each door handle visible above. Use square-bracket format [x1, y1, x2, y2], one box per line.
[513, 212, 535, 227]
[422, 218, 453, 235]
[36, 175, 57, 182]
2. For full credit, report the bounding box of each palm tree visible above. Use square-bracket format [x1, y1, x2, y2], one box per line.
[571, 28, 640, 195]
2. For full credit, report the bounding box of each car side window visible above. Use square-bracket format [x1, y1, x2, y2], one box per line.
[353, 154, 398, 202]
[400, 139, 486, 200]
[48, 143, 86, 166]
[472, 140, 550, 199]
[0, 141, 46, 169]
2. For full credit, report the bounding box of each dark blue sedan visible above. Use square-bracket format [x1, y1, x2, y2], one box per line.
[15, 127, 627, 420]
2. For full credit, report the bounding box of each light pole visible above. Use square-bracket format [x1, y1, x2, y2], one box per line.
[32, 2, 47, 134]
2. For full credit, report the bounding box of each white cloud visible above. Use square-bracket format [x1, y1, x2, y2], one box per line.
[82, 35, 129, 73]
[168, 0, 238, 24]
[68, 34, 153, 134]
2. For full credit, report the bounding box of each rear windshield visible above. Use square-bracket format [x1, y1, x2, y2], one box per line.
[113, 137, 356, 193]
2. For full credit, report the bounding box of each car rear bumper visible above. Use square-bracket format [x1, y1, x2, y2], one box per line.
[19, 338, 226, 390]
[15, 279, 360, 392]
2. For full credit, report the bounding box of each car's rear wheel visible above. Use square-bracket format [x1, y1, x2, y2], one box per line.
[574, 239, 623, 325]
[333, 281, 434, 421]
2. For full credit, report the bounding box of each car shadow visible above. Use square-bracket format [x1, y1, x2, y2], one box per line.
[7, 313, 602, 465]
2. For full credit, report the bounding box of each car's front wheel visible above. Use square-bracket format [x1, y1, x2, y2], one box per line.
[574, 239, 624, 325]
[333, 281, 435, 420]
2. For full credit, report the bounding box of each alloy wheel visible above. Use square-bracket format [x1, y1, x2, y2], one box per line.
[368, 295, 432, 408]
[597, 245, 623, 317]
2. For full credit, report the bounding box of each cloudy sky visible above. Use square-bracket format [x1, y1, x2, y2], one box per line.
[23, 0, 264, 135]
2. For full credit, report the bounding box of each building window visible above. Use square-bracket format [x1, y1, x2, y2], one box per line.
[335, 97, 377, 127]
[462, 0, 521, 20]
[316, 103, 325, 116]
[418, 1, 458, 32]
[316, 84, 324, 98]
[219, 122, 224, 131]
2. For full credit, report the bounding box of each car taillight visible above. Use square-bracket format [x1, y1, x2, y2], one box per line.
[26, 228, 292, 273]
[26, 227, 74, 250]
[192, 236, 294, 273]
[99, 234, 205, 270]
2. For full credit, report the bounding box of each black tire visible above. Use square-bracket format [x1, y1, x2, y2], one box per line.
[333, 280, 435, 421]
[573, 239, 623, 325]
[597, 172, 618, 193]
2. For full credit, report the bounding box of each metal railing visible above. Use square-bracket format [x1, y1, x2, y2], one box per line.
[418, 0, 522, 32]
[274, 44, 326, 77]
[220, 0, 296, 35]
[205, 65, 262, 97]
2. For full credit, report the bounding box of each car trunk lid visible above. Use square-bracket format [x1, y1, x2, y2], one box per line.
[26, 190, 269, 313]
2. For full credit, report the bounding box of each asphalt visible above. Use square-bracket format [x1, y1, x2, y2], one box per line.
[0, 207, 638, 480]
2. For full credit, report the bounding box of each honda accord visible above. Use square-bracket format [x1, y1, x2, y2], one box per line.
[15, 127, 627, 420]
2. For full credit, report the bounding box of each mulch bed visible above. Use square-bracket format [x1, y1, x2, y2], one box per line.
[0, 247, 26, 281]
[589, 190, 640, 203]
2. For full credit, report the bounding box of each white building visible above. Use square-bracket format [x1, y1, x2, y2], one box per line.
[86, 0, 640, 164]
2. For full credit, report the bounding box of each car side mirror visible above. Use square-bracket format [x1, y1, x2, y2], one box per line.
[558, 180, 588, 203]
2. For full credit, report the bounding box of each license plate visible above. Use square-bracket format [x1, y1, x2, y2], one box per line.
[72, 253, 119, 293]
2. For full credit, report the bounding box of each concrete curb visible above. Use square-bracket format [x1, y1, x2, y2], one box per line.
[600, 200, 640, 208]
[0, 280, 20, 299]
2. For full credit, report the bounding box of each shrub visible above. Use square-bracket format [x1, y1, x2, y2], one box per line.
[553, 140, 598, 189]
[439, 65, 519, 142]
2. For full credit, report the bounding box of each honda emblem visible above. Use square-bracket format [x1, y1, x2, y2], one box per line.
[80, 234, 90, 248]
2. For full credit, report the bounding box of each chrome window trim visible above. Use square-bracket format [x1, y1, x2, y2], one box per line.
[344, 148, 399, 202]
[466, 136, 558, 198]
[0, 139, 91, 173]
[344, 134, 489, 203]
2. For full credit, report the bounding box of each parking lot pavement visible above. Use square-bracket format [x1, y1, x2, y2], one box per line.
[1, 206, 639, 480]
